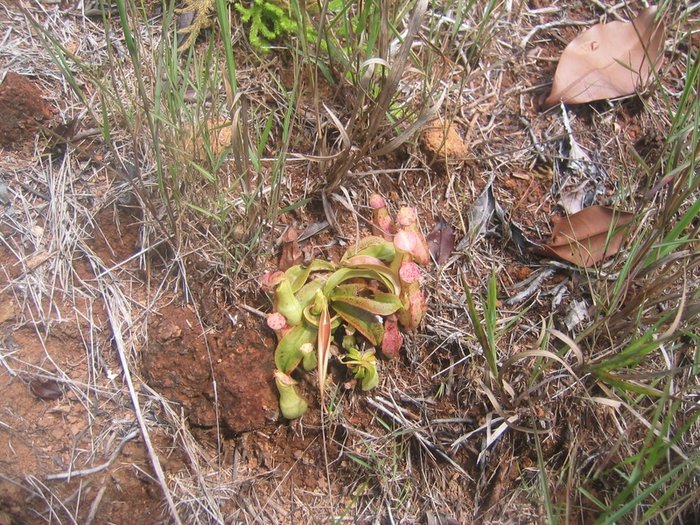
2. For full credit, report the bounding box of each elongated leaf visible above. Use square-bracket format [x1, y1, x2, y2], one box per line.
[543, 7, 665, 108]
[359, 264, 401, 294]
[330, 291, 403, 316]
[460, 271, 498, 380]
[275, 323, 316, 373]
[341, 236, 389, 259]
[323, 267, 400, 296]
[317, 300, 332, 403]
[295, 280, 324, 309]
[541, 206, 635, 267]
[332, 302, 385, 346]
[330, 283, 367, 296]
[342, 255, 387, 268]
[342, 237, 396, 262]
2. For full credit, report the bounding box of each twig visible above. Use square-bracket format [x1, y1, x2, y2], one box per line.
[84, 485, 107, 525]
[46, 429, 140, 480]
[18, 181, 50, 201]
[236, 302, 267, 318]
[93, 238, 167, 279]
[505, 268, 557, 305]
[521, 19, 592, 48]
[100, 281, 184, 525]
[588, 0, 628, 21]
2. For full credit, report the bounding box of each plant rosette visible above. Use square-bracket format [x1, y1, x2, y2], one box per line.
[262, 196, 428, 418]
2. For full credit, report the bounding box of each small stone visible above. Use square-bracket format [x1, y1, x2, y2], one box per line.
[0, 182, 10, 205]
[420, 118, 469, 163]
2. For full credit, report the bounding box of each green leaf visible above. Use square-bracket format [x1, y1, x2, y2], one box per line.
[295, 280, 323, 308]
[323, 267, 400, 297]
[275, 323, 316, 373]
[286, 260, 336, 293]
[332, 302, 385, 346]
[274, 278, 303, 326]
[274, 370, 308, 419]
[342, 237, 396, 262]
[330, 289, 402, 315]
[301, 347, 317, 371]
[340, 348, 379, 391]
[302, 304, 341, 330]
[360, 364, 379, 391]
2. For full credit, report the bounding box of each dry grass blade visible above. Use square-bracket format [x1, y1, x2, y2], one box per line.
[324, 0, 430, 191]
[3, 0, 698, 521]
[323, 103, 352, 151]
[45, 430, 141, 481]
[100, 281, 184, 525]
[370, 90, 445, 158]
[365, 0, 428, 138]
[366, 395, 473, 481]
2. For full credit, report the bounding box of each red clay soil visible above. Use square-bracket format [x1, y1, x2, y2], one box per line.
[0, 72, 53, 150]
[0, 210, 182, 524]
[143, 304, 281, 433]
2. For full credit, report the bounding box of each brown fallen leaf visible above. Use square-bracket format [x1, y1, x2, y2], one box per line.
[543, 7, 665, 109]
[30, 379, 64, 400]
[464, 180, 496, 246]
[43, 118, 80, 159]
[426, 218, 455, 265]
[278, 227, 303, 271]
[541, 205, 635, 267]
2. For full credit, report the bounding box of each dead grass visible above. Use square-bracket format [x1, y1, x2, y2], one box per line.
[0, 0, 698, 524]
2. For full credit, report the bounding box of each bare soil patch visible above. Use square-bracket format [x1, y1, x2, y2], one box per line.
[0, 209, 184, 524]
[143, 305, 280, 432]
[0, 72, 53, 150]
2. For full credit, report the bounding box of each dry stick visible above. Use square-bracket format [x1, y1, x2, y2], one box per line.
[46, 429, 140, 481]
[520, 19, 592, 48]
[84, 485, 107, 525]
[25, 475, 80, 524]
[505, 267, 557, 305]
[588, 0, 628, 21]
[101, 286, 184, 525]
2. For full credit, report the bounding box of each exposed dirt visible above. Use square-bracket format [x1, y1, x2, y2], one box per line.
[89, 205, 143, 267]
[1, 1, 696, 523]
[143, 305, 280, 433]
[0, 72, 53, 150]
[1, 200, 343, 523]
[420, 117, 470, 165]
[0, 320, 180, 525]
[0, 208, 189, 524]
